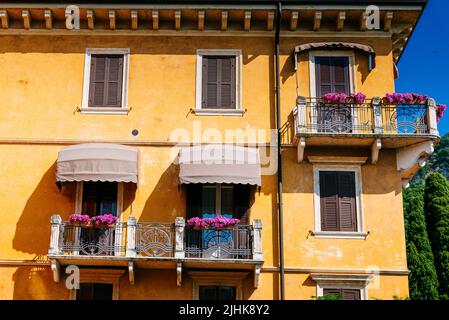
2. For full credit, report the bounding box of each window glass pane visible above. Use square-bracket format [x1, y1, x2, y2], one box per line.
[199, 285, 236, 300]
[82, 182, 118, 216]
[77, 283, 113, 300]
[221, 186, 234, 217]
[202, 186, 216, 217]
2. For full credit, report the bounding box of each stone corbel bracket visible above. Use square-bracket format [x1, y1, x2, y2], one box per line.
[177, 262, 182, 286]
[254, 264, 262, 288]
[128, 261, 135, 285]
[396, 141, 434, 185]
[51, 260, 60, 283]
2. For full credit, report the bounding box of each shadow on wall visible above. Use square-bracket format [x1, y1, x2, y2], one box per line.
[12, 162, 73, 256]
[12, 266, 67, 300]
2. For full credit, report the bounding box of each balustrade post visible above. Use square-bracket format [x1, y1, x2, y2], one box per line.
[295, 96, 307, 134]
[126, 216, 137, 257]
[252, 219, 263, 261]
[48, 215, 62, 255]
[175, 217, 185, 259]
[426, 98, 439, 136]
[372, 96, 383, 134]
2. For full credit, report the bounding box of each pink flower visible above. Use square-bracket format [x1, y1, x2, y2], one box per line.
[187, 216, 241, 229]
[68, 214, 91, 224]
[436, 104, 446, 123]
[91, 214, 118, 226]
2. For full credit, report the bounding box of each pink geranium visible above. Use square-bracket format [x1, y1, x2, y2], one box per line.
[68, 214, 91, 224]
[187, 216, 240, 229]
[436, 104, 446, 123]
[91, 214, 118, 227]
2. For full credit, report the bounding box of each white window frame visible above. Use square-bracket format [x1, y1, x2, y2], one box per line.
[68, 269, 125, 300]
[313, 273, 372, 300]
[188, 271, 247, 300]
[195, 49, 244, 116]
[308, 50, 356, 98]
[75, 181, 124, 256]
[312, 165, 367, 239]
[81, 48, 130, 115]
[308, 51, 358, 133]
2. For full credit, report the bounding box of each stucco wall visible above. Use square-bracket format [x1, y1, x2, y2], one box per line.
[0, 34, 409, 299]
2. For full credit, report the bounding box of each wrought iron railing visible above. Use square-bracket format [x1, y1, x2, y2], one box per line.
[294, 97, 434, 135]
[382, 103, 428, 134]
[136, 222, 174, 257]
[59, 222, 127, 256]
[49, 215, 262, 261]
[185, 225, 253, 260]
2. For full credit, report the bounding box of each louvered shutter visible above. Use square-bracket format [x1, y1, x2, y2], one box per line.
[323, 288, 342, 299]
[320, 171, 339, 231]
[89, 55, 123, 108]
[320, 171, 357, 232]
[342, 289, 361, 300]
[315, 57, 350, 97]
[323, 288, 361, 300]
[202, 56, 236, 109]
[338, 172, 357, 231]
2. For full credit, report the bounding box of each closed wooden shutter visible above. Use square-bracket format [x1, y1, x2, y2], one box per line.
[320, 171, 339, 231]
[320, 171, 357, 232]
[202, 56, 236, 109]
[342, 289, 361, 300]
[323, 288, 361, 300]
[315, 57, 350, 97]
[89, 54, 124, 108]
[338, 172, 357, 231]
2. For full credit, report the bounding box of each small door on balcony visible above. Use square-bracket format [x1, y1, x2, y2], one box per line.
[79, 182, 118, 255]
[186, 184, 250, 259]
[199, 285, 236, 300]
[76, 283, 113, 300]
[315, 56, 352, 133]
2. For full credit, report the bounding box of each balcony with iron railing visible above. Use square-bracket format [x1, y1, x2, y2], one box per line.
[47, 215, 263, 286]
[293, 96, 440, 149]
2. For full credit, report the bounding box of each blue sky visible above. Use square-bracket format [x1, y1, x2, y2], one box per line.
[395, 0, 448, 135]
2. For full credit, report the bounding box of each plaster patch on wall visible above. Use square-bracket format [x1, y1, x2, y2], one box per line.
[303, 243, 343, 259]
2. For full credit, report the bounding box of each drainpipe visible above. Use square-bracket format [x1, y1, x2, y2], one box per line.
[275, 1, 285, 301]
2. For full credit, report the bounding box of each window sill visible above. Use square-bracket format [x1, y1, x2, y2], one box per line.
[79, 107, 131, 115]
[311, 231, 369, 239]
[192, 108, 246, 116]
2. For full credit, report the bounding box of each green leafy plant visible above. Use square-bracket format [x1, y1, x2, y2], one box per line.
[311, 294, 342, 300]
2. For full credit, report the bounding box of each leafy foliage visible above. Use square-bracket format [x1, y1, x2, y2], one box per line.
[403, 184, 439, 300]
[424, 173, 449, 299]
[311, 294, 342, 300]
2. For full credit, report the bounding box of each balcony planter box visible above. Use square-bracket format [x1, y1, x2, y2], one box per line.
[91, 214, 118, 229]
[187, 216, 240, 231]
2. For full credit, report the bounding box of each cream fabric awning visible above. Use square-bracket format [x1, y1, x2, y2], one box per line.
[292, 42, 376, 71]
[179, 145, 261, 186]
[56, 143, 138, 183]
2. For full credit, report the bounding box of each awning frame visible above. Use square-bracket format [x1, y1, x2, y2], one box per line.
[292, 42, 376, 71]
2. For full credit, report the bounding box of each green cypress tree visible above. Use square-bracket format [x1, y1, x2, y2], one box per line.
[424, 172, 449, 299]
[403, 184, 439, 299]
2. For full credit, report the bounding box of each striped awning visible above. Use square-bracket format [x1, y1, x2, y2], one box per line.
[179, 145, 261, 186]
[56, 143, 138, 183]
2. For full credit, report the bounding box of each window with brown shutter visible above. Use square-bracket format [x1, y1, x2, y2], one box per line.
[315, 56, 350, 97]
[323, 288, 361, 300]
[88, 54, 124, 108]
[319, 171, 357, 232]
[202, 56, 236, 109]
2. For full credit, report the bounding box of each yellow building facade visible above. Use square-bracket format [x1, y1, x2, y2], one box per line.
[0, 0, 440, 300]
